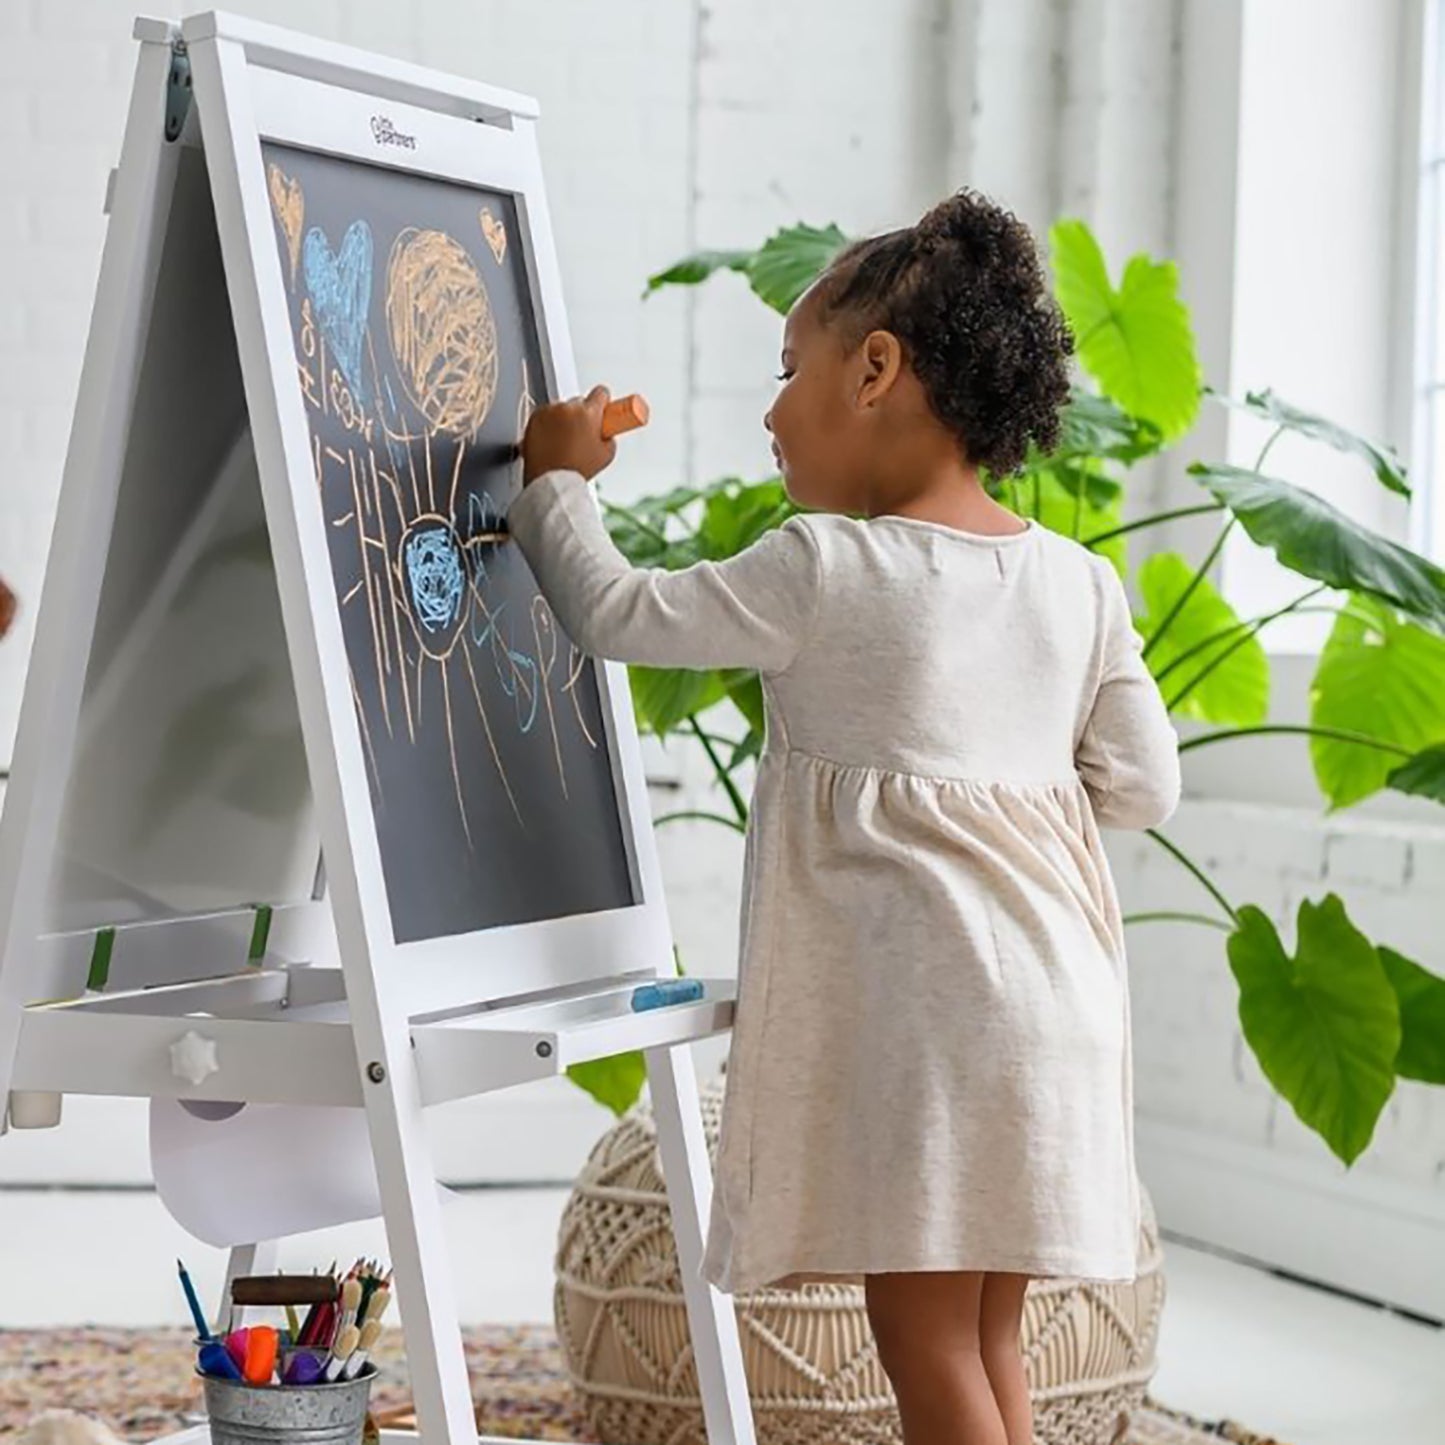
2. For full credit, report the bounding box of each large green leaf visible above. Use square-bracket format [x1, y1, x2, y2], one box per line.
[1055, 387, 1164, 463]
[1049, 220, 1201, 441]
[720, 671, 765, 734]
[698, 479, 792, 559]
[1213, 388, 1410, 499]
[1227, 897, 1399, 1165]
[566, 1053, 648, 1117]
[1036, 456, 1122, 509]
[1379, 947, 1445, 1085]
[1191, 464, 1445, 634]
[1309, 596, 1445, 809]
[746, 223, 850, 313]
[644, 250, 753, 296]
[645, 224, 849, 315]
[1386, 742, 1445, 803]
[629, 665, 728, 736]
[1136, 551, 1269, 724]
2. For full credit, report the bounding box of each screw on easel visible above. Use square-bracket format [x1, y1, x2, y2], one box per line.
[366, 1062, 386, 1083]
[535, 1041, 553, 1059]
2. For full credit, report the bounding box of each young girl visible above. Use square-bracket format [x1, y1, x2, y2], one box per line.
[511, 189, 1180, 1445]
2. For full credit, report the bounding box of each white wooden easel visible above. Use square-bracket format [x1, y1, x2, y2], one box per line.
[0, 14, 756, 1445]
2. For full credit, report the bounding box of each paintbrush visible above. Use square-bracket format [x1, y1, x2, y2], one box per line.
[342, 1316, 384, 1380]
[325, 1323, 360, 1382]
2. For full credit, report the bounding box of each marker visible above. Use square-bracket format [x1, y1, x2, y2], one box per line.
[283, 1350, 326, 1386]
[242, 1325, 279, 1386]
[630, 978, 704, 1012]
[224, 1328, 250, 1372]
[198, 1340, 244, 1381]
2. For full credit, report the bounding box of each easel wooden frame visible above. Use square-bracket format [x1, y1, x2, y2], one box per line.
[0, 13, 756, 1444]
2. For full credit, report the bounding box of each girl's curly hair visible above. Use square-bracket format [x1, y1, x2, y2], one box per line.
[815, 189, 1073, 476]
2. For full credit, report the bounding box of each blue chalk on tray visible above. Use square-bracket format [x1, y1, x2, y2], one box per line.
[630, 979, 704, 1012]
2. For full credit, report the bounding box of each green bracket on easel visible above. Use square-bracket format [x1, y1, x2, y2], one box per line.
[248, 905, 273, 964]
[86, 928, 116, 992]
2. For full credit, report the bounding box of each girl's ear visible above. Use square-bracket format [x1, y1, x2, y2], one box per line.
[855, 329, 904, 409]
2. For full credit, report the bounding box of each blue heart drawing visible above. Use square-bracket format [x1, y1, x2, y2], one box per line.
[303, 220, 373, 403]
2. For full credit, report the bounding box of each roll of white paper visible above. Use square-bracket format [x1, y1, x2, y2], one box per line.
[150, 1097, 400, 1246]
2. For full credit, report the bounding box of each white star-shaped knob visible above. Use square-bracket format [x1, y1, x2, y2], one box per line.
[170, 1030, 220, 1086]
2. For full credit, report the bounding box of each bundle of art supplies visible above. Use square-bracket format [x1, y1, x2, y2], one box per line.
[182, 1257, 392, 1387]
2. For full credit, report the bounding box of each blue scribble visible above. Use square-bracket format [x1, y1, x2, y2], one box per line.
[382, 377, 408, 476]
[473, 607, 539, 732]
[405, 526, 464, 634]
[462, 492, 539, 731]
[498, 642, 540, 733]
[303, 220, 373, 403]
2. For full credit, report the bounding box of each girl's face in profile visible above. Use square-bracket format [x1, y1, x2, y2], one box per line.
[764, 286, 871, 515]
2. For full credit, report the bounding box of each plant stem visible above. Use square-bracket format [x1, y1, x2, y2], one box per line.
[1255, 425, 1285, 472]
[688, 716, 750, 827]
[1141, 518, 1236, 660]
[1071, 473, 1085, 540]
[654, 809, 746, 833]
[1081, 502, 1225, 548]
[1164, 588, 1333, 709]
[1032, 471, 1043, 520]
[691, 730, 745, 754]
[1145, 829, 1239, 925]
[1122, 910, 1233, 932]
[1176, 724, 1413, 758]
[1154, 587, 1331, 685]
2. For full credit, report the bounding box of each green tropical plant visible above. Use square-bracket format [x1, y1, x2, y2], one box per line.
[568, 219, 1445, 1168]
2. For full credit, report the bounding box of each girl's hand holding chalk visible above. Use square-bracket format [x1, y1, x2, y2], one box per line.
[522, 386, 648, 485]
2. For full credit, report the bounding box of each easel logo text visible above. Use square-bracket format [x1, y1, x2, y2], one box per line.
[371, 116, 417, 150]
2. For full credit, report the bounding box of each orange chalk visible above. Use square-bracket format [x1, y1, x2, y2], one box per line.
[602, 394, 650, 439]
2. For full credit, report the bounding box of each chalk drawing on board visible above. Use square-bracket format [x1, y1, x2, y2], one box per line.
[304, 221, 374, 405]
[267, 163, 305, 289]
[479, 207, 507, 264]
[385, 228, 498, 436]
[311, 300, 601, 846]
[266, 137, 636, 939]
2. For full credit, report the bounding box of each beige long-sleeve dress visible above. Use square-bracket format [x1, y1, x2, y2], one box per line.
[508, 469, 1181, 1294]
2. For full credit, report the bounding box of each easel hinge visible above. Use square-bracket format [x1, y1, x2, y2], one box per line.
[165, 40, 192, 143]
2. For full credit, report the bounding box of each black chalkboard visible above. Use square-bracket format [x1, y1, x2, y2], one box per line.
[261, 142, 637, 944]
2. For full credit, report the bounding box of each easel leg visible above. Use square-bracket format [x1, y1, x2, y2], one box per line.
[220, 1240, 280, 1331]
[358, 1063, 477, 1445]
[646, 1043, 757, 1445]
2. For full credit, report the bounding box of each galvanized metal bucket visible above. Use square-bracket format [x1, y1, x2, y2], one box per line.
[200, 1366, 375, 1445]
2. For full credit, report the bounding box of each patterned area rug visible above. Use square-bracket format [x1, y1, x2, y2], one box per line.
[0, 1326, 1288, 1444]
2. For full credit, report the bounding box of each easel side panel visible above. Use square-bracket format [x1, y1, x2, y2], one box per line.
[0, 36, 184, 1085]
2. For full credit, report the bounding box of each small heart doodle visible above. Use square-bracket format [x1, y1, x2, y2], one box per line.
[479, 208, 507, 265]
[303, 220, 374, 403]
[267, 163, 305, 288]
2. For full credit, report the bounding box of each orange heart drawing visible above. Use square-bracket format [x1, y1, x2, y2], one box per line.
[479, 208, 507, 265]
[267, 163, 305, 287]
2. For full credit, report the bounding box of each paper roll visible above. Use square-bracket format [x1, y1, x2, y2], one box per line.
[150, 1097, 446, 1246]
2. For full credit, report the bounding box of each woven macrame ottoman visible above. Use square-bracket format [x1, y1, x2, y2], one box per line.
[554, 1072, 1165, 1445]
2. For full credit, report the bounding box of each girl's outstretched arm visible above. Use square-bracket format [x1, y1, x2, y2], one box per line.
[1074, 557, 1182, 829]
[508, 469, 823, 674]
